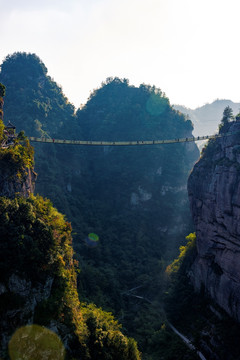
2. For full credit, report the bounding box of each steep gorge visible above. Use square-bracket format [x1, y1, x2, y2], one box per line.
[0, 52, 201, 359]
[2, 51, 240, 358]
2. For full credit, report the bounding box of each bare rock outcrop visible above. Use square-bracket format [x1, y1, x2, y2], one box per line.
[0, 274, 54, 352]
[188, 121, 240, 321]
[0, 165, 36, 198]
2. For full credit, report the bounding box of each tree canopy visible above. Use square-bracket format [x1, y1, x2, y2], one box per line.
[0, 195, 141, 359]
[221, 105, 234, 124]
[0, 83, 5, 97]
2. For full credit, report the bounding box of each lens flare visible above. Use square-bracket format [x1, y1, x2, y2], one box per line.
[8, 325, 65, 360]
[88, 233, 99, 242]
[146, 93, 168, 116]
[84, 232, 99, 247]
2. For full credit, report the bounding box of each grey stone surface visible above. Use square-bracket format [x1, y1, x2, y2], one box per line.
[0, 166, 36, 198]
[188, 121, 240, 321]
[0, 275, 54, 354]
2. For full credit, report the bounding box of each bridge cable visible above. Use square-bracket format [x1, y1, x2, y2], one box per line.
[28, 131, 235, 146]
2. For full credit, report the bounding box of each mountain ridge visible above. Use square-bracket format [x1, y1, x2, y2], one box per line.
[174, 99, 240, 137]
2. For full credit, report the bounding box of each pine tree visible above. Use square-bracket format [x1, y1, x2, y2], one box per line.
[221, 106, 233, 125]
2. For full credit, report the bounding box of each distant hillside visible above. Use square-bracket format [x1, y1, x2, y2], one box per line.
[174, 99, 240, 137]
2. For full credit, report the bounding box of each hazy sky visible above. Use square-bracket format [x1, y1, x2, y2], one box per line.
[1, 0, 240, 109]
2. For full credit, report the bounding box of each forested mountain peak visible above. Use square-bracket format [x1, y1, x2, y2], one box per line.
[1, 52, 47, 80]
[78, 76, 193, 142]
[0, 52, 76, 138]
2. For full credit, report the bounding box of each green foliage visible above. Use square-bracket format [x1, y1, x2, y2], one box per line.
[78, 77, 193, 142]
[221, 105, 234, 124]
[0, 132, 34, 181]
[166, 233, 196, 276]
[81, 303, 141, 360]
[219, 106, 234, 133]
[0, 52, 76, 138]
[164, 234, 212, 359]
[0, 119, 5, 142]
[0, 82, 5, 97]
[0, 195, 71, 282]
[0, 195, 141, 359]
[143, 323, 199, 360]
[164, 233, 199, 336]
[235, 112, 240, 122]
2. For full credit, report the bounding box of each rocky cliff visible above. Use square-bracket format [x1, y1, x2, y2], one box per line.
[0, 135, 36, 199]
[0, 165, 36, 198]
[188, 120, 240, 321]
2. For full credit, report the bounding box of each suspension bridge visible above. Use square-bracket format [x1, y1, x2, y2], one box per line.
[28, 132, 235, 146]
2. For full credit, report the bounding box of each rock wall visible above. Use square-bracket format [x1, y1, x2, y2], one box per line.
[0, 274, 54, 353]
[188, 121, 240, 321]
[0, 165, 36, 198]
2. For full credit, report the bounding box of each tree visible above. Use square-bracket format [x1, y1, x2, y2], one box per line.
[235, 112, 240, 122]
[221, 106, 234, 125]
[0, 83, 5, 97]
[0, 83, 5, 122]
[0, 120, 5, 143]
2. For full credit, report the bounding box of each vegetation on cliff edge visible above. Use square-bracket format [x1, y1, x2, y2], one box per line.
[0, 195, 140, 359]
[0, 129, 34, 170]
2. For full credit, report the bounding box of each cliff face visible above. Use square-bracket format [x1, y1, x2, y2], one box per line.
[0, 130, 36, 199]
[188, 121, 240, 321]
[0, 165, 36, 198]
[0, 274, 54, 352]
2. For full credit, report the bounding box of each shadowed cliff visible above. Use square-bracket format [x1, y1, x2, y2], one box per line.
[188, 120, 240, 321]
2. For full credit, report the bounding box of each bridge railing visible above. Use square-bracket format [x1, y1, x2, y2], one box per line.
[28, 132, 235, 146]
